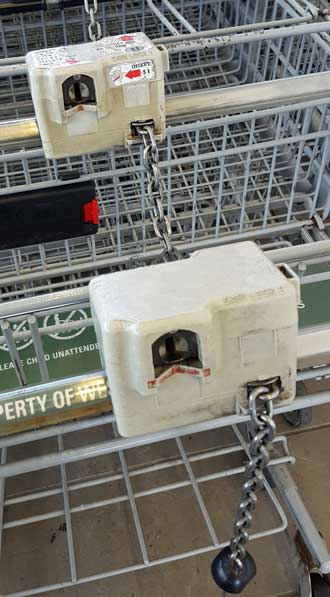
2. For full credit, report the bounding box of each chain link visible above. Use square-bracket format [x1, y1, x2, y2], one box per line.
[84, 0, 102, 41]
[137, 122, 278, 574]
[228, 379, 280, 569]
[137, 124, 180, 262]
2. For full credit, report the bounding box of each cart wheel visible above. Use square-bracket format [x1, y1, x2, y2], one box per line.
[311, 574, 330, 596]
[283, 407, 312, 427]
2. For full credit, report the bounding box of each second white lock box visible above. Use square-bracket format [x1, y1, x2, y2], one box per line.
[26, 33, 169, 159]
[89, 242, 299, 437]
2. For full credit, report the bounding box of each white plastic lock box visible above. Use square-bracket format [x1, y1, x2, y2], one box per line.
[89, 242, 299, 437]
[26, 33, 169, 159]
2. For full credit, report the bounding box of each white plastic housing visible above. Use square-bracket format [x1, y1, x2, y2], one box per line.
[26, 33, 169, 159]
[89, 242, 299, 437]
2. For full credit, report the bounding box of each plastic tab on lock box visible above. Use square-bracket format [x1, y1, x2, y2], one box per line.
[89, 242, 299, 437]
[26, 33, 169, 159]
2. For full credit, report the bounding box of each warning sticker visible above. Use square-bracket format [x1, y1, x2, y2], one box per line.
[110, 60, 155, 86]
[102, 32, 152, 54]
[31, 46, 84, 68]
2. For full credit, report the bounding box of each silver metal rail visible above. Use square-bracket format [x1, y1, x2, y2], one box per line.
[266, 240, 330, 264]
[166, 20, 330, 54]
[153, 15, 315, 45]
[2, 71, 330, 146]
[0, 387, 327, 480]
[270, 465, 330, 575]
[0, 11, 317, 77]
[0, 240, 328, 320]
[166, 72, 330, 122]
[0, 325, 326, 389]
[146, 0, 181, 36]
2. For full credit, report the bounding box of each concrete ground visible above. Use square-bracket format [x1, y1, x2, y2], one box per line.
[0, 381, 330, 596]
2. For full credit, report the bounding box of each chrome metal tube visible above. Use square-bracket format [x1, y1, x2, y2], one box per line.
[266, 239, 330, 264]
[0, 18, 326, 79]
[270, 465, 330, 575]
[0, 63, 29, 78]
[165, 72, 330, 122]
[159, 0, 196, 34]
[0, 321, 27, 386]
[0, 412, 115, 448]
[153, 15, 314, 45]
[0, 387, 329, 479]
[0, 239, 327, 322]
[0, 370, 104, 402]
[0, 117, 39, 142]
[0, 222, 311, 290]
[2, 71, 330, 146]
[145, 0, 179, 36]
[0, 56, 26, 65]
[0, 13, 314, 74]
[28, 315, 50, 381]
[167, 21, 330, 54]
[0, 288, 89, 319]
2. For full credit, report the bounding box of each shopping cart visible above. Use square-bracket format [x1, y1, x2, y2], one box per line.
[1, 0, 330, 595]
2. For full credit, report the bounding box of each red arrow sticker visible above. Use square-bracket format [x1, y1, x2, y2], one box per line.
[125, 68, 141, 80]
[110, 60, 155, 86]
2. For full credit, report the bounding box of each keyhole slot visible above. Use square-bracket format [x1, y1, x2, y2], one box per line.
[152, 330, 202, 378]
[72, 81, 83, 103]
[159, 334, 189, 365]
[62, 74, 96, 110]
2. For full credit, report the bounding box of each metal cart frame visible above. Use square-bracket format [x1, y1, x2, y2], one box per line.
[0, 243, 329, 595]
[1, 0, 330, 594]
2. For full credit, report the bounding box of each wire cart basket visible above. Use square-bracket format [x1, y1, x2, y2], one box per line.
[1, 0, 330, 595]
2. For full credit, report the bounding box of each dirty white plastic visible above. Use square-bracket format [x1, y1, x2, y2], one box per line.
[26, 33, 169, 159]
[89, 242, 299, 437]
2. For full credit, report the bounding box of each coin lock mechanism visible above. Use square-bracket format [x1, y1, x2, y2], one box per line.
[90, 242, 300, 437]
[26, 33, 169, 159]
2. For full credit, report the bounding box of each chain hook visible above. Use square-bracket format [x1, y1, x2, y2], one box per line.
[249, 380, 280, 428]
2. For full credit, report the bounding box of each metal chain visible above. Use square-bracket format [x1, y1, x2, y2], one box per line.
[84, 0, 102, 41]
[137, 125, 278, 573]
[228, 380, 280, 570]
[137, 124, 180, 262]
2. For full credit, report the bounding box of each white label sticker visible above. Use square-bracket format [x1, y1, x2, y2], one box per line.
[104, 33, 152, 54]
[32, 46, 84, 67]
[31, 34, 153, 68]
[110, 60, 155, 86]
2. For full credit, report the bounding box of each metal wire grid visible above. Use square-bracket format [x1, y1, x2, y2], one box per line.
[0, 3, 327, 593]
[165, 29, 330, 95]
[0, 417, 293, 597]
[0, 0, 321, 123]
[0, 0, 326, 124]
[0, 0, 248, 63]
[0, 1, 329, 298]
[0, 0, 306, 59]
[0, 300, 328, 597]
[0, 254, 327, 595]
[1, 100, 330, 299]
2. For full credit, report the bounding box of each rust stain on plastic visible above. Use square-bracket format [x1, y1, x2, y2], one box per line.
[148, 366, 211, 389]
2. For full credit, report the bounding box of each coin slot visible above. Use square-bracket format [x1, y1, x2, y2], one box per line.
[62, 74, 96, 110]
[152, 330, 202, 378]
